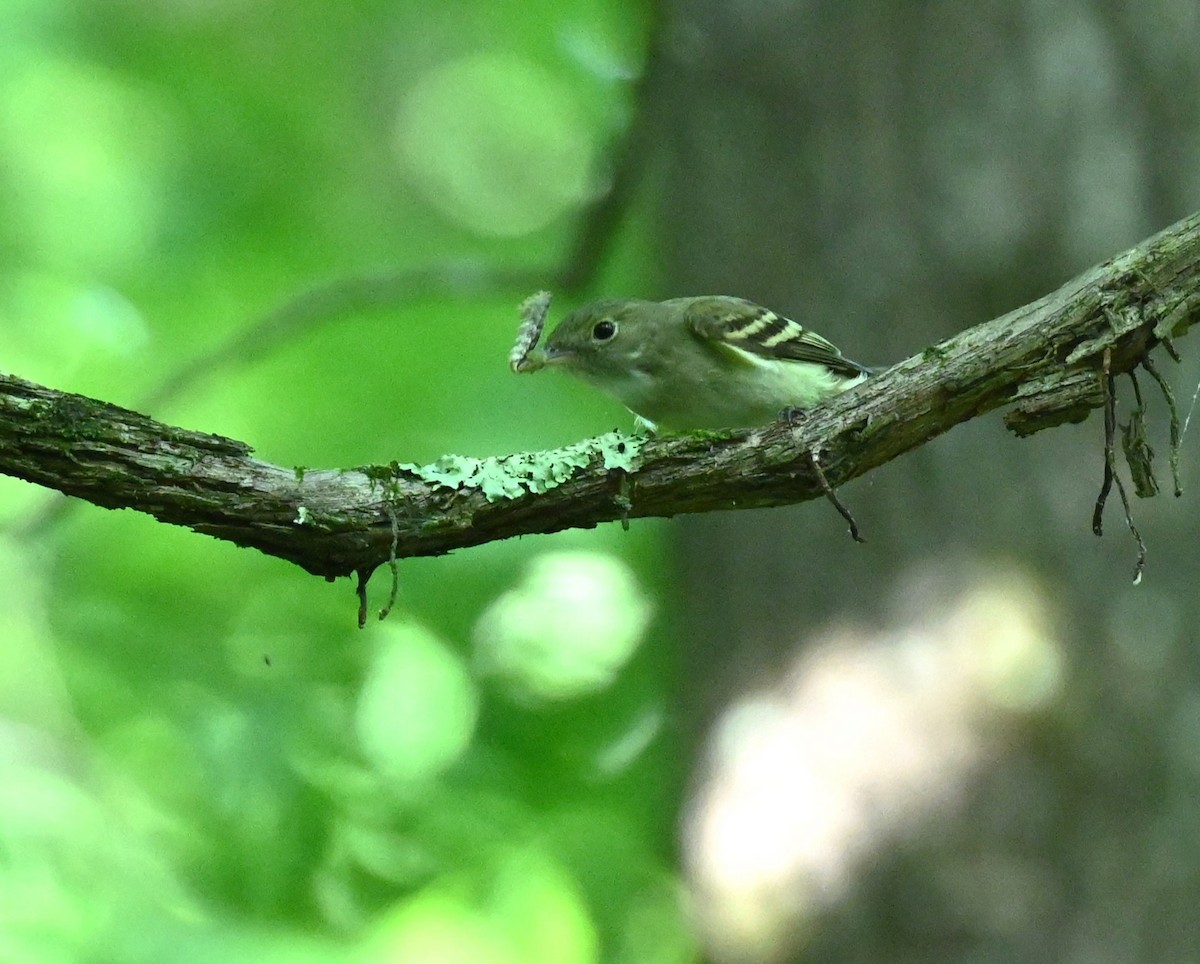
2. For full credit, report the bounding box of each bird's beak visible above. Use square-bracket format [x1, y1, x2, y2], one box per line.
[511, 346, 571, 374]
[539, 345, 574, 366]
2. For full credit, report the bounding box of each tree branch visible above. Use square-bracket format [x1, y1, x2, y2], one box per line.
[3, 211, 1200, 581]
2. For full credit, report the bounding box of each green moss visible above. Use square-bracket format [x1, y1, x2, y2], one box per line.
[359, 463, 399, 485]
[24, 396, 102, 442]
[396, 431, 645, 503]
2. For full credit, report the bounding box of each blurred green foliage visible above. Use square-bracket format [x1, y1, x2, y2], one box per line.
[0, 1, 694, 960]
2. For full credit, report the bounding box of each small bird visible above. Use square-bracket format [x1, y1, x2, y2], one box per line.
[536, 296, 874, 431]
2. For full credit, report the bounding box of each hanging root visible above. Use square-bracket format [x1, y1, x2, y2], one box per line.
[1141, 355, 1183, 497]
[1121, 370, 1158, 499]
[612, 469, 633, 532]
[809, 451, 865, 543]
[378, 503, 401, 621]
[1092, 350, 1147, 583]
[355, 569, 370, 629]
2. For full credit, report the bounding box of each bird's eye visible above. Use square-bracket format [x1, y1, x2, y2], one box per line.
[592, 320, 617, 341]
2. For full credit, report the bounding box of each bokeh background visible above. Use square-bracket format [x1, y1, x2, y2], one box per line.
[3, 2, 1200, 962]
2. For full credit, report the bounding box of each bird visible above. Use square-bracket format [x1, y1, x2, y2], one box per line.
[534, 295, 874, 431]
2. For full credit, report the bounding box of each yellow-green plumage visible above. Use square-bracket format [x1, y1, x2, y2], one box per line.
[539, 296, 872, 430]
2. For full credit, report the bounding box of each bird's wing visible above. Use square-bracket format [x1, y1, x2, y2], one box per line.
[683, 297, 871, 378]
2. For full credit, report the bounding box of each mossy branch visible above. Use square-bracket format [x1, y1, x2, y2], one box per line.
[3, 211, 1200, 582]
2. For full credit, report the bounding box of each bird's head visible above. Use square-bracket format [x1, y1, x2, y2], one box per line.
[538, 299, 657, 381]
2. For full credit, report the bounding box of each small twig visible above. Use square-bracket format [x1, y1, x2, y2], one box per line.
[355, 569, 370, 629]
[1141, 355, 1183, 496]
[809, 451, 865, 543]
[378, 504, 401, 621]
